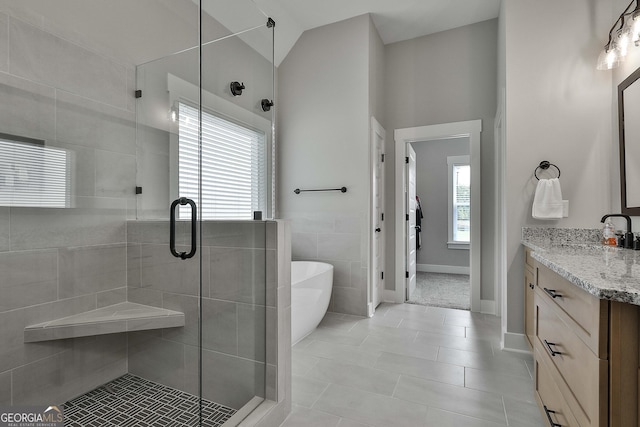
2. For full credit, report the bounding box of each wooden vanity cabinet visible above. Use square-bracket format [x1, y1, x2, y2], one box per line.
[524, 247, 536, 349]
[531, 260, 640, 427]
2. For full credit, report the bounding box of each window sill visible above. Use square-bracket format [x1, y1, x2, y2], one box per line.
[447, 241, 470, 250]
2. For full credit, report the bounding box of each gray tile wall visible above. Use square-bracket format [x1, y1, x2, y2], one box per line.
[284, 213, 368, 317]
[0, 11, 134, 405]
[127, 220, 290, 412]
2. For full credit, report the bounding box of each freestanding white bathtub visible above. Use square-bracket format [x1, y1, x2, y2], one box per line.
[291, 261, 333, 345]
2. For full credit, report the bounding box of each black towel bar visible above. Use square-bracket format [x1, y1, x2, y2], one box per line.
[294, 187, 347, 194]
[534, 161, 561, 180]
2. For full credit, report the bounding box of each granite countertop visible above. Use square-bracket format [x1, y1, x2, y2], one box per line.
[522, 238, 640, 306]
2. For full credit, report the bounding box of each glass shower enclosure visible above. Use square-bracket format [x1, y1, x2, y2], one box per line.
[0, 0, 275, 425]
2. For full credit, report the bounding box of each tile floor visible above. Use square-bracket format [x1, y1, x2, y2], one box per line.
[280, 303, 544, 427]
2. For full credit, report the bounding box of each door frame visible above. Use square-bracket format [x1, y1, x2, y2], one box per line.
[406, 144, 417, 302]
[368, 116, 386, 317]
[394, 120, 482, 312]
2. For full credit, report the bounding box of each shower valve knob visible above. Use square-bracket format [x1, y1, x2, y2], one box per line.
[230, 81, 245, 96]
[261, 99, 274, 112]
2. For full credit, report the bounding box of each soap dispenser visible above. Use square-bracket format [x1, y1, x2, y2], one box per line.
[602, 220, 617, 246]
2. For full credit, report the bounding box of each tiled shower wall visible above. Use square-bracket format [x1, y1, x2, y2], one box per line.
[0, 10, 290, 422]
[283, 212, 368, 317]
[126, 220, 289, 411]
[0, 12, 135, 405]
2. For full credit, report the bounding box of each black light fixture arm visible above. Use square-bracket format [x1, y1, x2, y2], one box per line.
[605, 0, 637, 49]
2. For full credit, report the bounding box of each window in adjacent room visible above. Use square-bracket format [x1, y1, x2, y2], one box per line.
[447, 155, 470, 249]
[177, 102, 266, 220]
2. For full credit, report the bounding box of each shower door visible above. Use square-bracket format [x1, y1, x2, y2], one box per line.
[134, 0, 274, 424]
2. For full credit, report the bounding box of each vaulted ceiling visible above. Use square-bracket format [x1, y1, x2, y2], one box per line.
[256, 0, 501, 64]
[0, 0, 501, 66]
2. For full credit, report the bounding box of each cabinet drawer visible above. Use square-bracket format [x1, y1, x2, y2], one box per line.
[537, 263, 608, 357]
[535, 293, 608, 427]
[534, 348, 580, 427]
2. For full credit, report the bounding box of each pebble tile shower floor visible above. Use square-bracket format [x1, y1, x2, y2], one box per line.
[63, 374, 236, 427]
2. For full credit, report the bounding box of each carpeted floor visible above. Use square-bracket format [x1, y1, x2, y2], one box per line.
[407, 272, 470, 310]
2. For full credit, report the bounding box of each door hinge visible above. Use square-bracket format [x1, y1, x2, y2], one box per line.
[405, 271, 409, 278]
[381, 271, 384, 280]
[381, 154, 385, 163]
[135, 186, 142, 195]
[405, 156, 409, 164]
[134, 90, 142, 98]
[406, 214, 409, 221]
[381, 213, 384, 221]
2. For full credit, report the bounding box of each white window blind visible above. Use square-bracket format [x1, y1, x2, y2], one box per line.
[178, 102, 266, 220]
[0, 137, 70, 208]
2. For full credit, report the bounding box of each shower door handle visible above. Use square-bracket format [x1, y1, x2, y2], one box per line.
[170, 197, 197, 260]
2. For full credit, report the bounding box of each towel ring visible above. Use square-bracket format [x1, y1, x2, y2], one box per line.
[534, 161, 561, 180]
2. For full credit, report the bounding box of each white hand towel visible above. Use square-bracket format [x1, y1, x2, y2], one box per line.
[532, 178, 563, 220]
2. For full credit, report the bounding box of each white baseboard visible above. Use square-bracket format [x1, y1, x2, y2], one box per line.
[383, 290, 397, 303]
[480, 300, 496, 315]
[367, 303, 375, 317]
[417, 264, 470, 275]
[501, 332, 532, 354]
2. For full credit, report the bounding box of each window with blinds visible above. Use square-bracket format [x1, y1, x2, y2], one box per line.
[177, 102, 266, 220]
[0, 136, 70, 208]
[452, 164, 470, 242]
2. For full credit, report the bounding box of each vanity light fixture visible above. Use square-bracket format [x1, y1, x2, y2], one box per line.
[598, 0, 640, 70]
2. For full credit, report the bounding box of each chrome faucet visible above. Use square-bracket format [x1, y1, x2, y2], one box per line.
[601, 214, 633, 249]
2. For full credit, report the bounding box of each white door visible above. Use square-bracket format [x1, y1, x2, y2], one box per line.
[406, 144, 417, 301]
[371, 119, 386, 312]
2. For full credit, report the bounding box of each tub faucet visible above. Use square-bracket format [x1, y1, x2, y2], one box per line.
[601, 214, 633, 249]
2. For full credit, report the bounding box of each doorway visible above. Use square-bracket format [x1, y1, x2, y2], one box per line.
[406, 140, 471, 310]
[394, 120, 482, 312]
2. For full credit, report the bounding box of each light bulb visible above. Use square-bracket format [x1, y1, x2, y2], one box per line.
[619, 30, 631, 56]
[633, 17, 640, 43]
[597, 46, 623, 70]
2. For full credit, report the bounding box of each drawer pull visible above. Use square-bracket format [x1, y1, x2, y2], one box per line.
[543, 405, 562, 427]
[544, 340, 562, 356]
[543, 288, 562, 299]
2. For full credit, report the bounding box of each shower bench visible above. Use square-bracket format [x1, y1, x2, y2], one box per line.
[23, 301, 185, 342]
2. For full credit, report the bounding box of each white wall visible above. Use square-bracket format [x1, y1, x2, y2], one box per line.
[277, 15, 383, 316]
[412, 138, 470, 268]
[503, 0, 613, 342]
[369, 16, 386, 128]
[383, 19, 498, 301]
